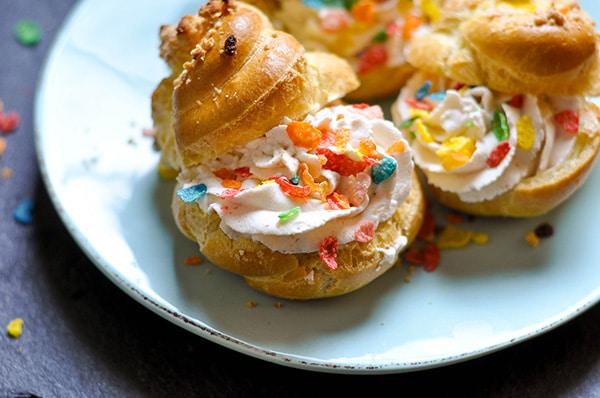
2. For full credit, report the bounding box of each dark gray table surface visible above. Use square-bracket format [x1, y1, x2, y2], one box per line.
[2, 1, 600, 397]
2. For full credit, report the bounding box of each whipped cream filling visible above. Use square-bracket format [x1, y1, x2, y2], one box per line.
[393, 73, 598, 202]
[178, 104, 413, 254]
[278, 0, 431, 72]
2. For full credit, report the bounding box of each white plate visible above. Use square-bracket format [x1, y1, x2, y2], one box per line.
[35, 0, 600, 374]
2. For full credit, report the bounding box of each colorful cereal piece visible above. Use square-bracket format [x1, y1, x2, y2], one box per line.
[415, 80, 432, 101]
[492, 110, 509, 141]
[428, 91, 446, 101]
[222, 179, 242, 189]
[516, 115, 535, 150]
[436, 136, 476, 171]
[183, 255, 203, 266]
[319, 8, 351, 33]
[357, 44, 388, 74]
[471, 232, 490, 245]
[6, 318, 24, 338]
[387, 140, 406, 154]
[401, 12, 422, 40]
[272, 175, 311, 198]
[319, 236, 339, 270]
[354, 220, 375, 242]
[0, 137, 6, 157]
[286, 121, 322, 149]
[13, 199, 34, 225]
[351, 0, 376, 23]
[398, 116, 417, 129]
[508, 95, 524, 108]
[525, 231, 540, 247]
[371, 156, 397, 183]
[423, 243, 440, 272]
[176, 183, 207, 203]
[487, 141, 511, 168]
[317, 147, 369, 176]
[554, 110, 579, 134]
[0, 111, 20, 133]
[437, 225, 473, 249]
[326, 191, 350, 210]
[421, 0, 441, 21]
[14, 20, 42, 46]
[404, 97, 433, 111]
[213, 168, 237, 180]
[346, 172, 371, 206]
[234, 167, 252, 179]
[415, 119, 434, 143]
[278, 206, 301, 222]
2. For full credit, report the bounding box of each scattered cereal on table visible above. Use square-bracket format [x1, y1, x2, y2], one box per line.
[525, 231, 540, 247]
[13, 199, 35, 225]
[246, 301, 257, 308]
[1, 167, 13, 178]
[7, 318, 24, 338]
[0, 137, 6, 157]
[14, 20, 43, 46]
[183, 255, 203, 266]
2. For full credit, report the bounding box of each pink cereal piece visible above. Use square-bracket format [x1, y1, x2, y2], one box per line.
[354, 221, 375, 243]
[319, 236, 339, 270]
[347, 172, 371, 206]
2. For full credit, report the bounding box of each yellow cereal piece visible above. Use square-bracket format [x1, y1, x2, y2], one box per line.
[7, 318, 23, 338]
[387, 140, 406, 154]
[420, 0, 441, 21]
[436, 136, 476, 171]
[408, 109, 430, 120]
[415, 119, 435, 143]
[516, 115, 535, 150]
[471, 232, 490, 245]
[437, 225, 473, 249]
[525, 231, 540, 247]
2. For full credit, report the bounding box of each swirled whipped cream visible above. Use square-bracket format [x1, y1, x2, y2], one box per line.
[392, 73, 600, 202]
[177, 104, 413, 255]
[277, 0, 434, 75]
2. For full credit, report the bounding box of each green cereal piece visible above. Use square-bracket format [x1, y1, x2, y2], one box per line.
[14, 20, 43, 46]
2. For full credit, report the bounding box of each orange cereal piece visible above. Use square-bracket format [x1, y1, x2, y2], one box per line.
[214, 168, 237, 180]
[0, 137, 6, 156]
[351, 0, 376, 23]
[286, 121, 322, 150]
[387, 141, 406, 154]
[222, 179, 242, 189]
[358, 139, 380, 160]
[525, 231, 540, 247]
[402, 12, 422, 41]
[326, 191, 350, 210]
[246, 301, 257, 308]
[184, 255, 203, 266]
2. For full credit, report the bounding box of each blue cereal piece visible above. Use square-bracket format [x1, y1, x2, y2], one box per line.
[176, 183, 207, 203]
[415, 80, 432, 101]
[13, 199, 35, 225]
[371, 156, 397, 184]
